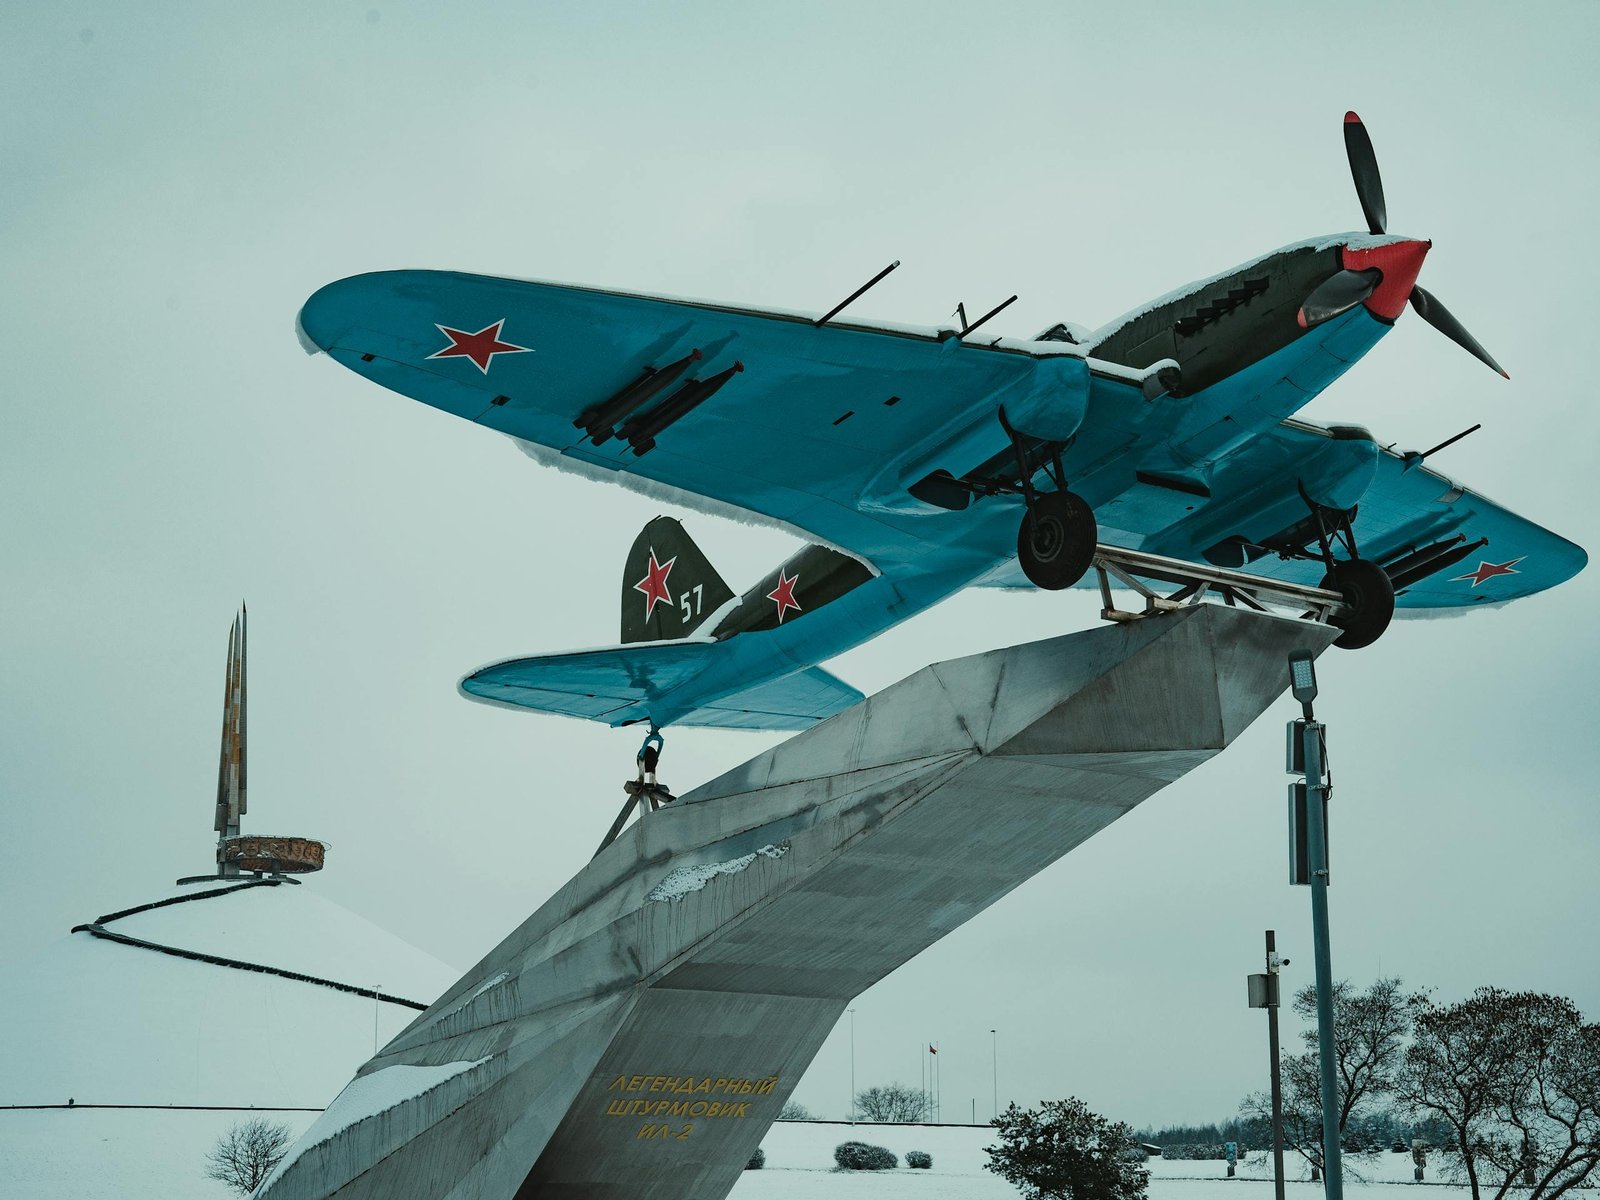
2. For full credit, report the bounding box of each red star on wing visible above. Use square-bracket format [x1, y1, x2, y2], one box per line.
[1451, 556, 1525, 587]
[426, 319, 532, 374]
[632, 550, 676, 619]
[767, 569, 802, 624]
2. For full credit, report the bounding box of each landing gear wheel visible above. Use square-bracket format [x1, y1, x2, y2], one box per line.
[1320, 558, 1395, 650]
[1017, 491, 1096, 591]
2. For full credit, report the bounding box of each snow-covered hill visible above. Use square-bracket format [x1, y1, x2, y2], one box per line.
[0, 874, 460, 1198]
[0, 877, 457, 1109]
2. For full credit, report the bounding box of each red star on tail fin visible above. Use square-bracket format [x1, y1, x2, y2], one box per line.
[633, 550, 676, 619]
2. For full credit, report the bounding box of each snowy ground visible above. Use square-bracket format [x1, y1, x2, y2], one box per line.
[0, 1107, 320, 1200]
[731, 1122, 1457, 1200]
[0, 1111, 1468, 1200]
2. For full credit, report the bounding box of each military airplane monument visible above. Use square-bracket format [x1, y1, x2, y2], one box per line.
[251, 113, 1585, 1198]
[296, 112, 1581, 741]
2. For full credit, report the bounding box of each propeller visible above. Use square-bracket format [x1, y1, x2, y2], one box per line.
[1342, 113, 1388, 236]
[1297, 268, 1380, 328]
[1408, 284, 1509, 379]
[1300, 111, 1509, 379]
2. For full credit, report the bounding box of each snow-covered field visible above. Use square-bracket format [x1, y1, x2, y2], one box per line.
[731, 1122, 1456, 1200]
[0, 1111, 1468, 1200]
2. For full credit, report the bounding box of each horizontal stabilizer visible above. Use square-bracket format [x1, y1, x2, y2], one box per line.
[459, 640, 862, 731]
[671, 667, 866, 730]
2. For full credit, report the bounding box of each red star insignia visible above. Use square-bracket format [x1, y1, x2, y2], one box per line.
[1451, 557, 1524, 587]
[426, 319, 532, 374]
[632, 550, 676, 619]
[767, 569, 802, 624]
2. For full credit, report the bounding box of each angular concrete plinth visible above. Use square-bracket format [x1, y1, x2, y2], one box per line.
[261, 606, 1334, 1200]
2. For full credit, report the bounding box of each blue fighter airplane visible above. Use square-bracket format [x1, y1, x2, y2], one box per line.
[298, 113, 1583, 734]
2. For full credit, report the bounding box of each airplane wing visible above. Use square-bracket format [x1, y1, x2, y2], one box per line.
[297, 271, 1139, 570]
[974, 431, 1585, 610]
[1334, 449, 1585, 610]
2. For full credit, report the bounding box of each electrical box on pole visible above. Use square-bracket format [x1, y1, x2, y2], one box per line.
[1247, 971, 1279, 1008]
[1286, 719, 1329, 886]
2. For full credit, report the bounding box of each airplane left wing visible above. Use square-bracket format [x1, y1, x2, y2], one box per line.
[973, 429, 1585, 610]
[298, 271, 1136, 569]
[1337, 449, 1586, 610]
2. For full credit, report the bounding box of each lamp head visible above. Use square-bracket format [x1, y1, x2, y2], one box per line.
[1288, 653, 1318, 705]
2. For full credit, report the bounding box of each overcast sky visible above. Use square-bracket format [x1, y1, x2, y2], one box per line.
[4, 1, 1597, 1129]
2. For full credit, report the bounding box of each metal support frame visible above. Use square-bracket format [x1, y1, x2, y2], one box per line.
[1091, 544, 1348, 629]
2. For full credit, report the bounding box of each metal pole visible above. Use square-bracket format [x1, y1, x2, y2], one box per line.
[849, 1009, 856, 1124]
[1266, 931, 1287, 1200]
[1302, 716, 1343, 1200]
[373, 984, 382, 1054]
[991, 1029, 998, 1118]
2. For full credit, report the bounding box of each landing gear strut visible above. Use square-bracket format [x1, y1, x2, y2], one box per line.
[1301, 490, 1394, 650]
[1002, 410, 1096, 591]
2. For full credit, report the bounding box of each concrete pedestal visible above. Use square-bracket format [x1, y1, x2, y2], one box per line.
[260, 605, 1334, 1200]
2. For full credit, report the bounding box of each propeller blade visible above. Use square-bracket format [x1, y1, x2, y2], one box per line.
[1297, 268, 1382, 328]
[1408, 286, 1510, 379]
[1343, 111, 1388, 235]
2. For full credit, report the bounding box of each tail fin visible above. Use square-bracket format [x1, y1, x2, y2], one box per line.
[621, 516, 736, 643]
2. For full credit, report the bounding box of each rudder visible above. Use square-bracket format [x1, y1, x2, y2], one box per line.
[621, 516, 736, 643]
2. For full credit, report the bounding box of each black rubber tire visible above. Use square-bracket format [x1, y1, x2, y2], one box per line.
[1017, 491, 1097, 590]
[1321, 558, 1395, 650]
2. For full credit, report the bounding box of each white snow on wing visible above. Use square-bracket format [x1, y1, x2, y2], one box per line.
[1081, 231, 1407, 349]
[259, 1058, 489, 1192]
[510, 435, 880, 571]
[1392, 599, 1513, 619]
[647, 844, 788, 902]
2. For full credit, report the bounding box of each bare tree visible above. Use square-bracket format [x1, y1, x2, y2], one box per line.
[1293, 977, 1413, 1132]
[204, 1117, 293, 1195]
[1243, 1054, 1332, 1177]
[1399, 988, 1600, 1200]
[1241, 977, 1413, 1180]
[779, 1099, 812, 1120]
[855, 1082, 929, 1122]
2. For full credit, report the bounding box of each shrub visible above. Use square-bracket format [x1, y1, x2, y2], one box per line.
[986, 1099, 1150, 1200]
[907, 1150, 933, 1169]
[746, 1146, 766, 1170]
[835, 1141, 898, 1170]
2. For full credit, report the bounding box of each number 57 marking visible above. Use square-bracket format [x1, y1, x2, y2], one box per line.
[679, 584, 704, 624]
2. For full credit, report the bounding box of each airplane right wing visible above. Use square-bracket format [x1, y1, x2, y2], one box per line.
[298, 270, 1146, 571]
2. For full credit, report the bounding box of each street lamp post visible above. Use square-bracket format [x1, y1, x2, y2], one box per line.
[990, 1028, 998, 1119]
[1288, 652, 1343, 1200]
[849, 1008, 857, 1124]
